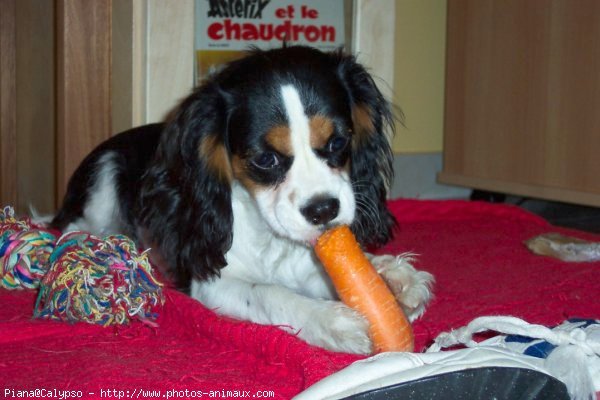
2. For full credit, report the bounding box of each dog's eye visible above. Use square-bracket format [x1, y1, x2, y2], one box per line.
[327, 135, 350, 153]
[251, 152, 280, 169]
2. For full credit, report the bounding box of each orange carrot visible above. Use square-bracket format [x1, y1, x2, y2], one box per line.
[315, 225, 414, 353]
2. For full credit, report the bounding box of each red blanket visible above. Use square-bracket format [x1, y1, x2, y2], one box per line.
[2, 199, 600, 399]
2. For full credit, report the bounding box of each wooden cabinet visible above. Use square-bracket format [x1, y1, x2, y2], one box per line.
[438, 0, 600, 207]
[1, 0, 112, 214]
[0, 0, 194, 214]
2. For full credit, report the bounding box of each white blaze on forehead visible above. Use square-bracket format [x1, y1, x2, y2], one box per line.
[280, 85, 313, 167]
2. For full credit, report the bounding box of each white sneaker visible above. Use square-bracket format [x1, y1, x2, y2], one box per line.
[294, 317, 600, 400]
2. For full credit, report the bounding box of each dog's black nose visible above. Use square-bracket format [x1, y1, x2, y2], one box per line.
[301, 197, 340, 225]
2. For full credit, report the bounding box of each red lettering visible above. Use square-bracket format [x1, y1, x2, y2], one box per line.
[241, 23, 258, 40]
[287, 5, 295, 18]
[206, 21, 336, 43]
[301, 6, 318, 19]
[292, 24, 304, 41]
[305, 25, 320, 42]
[321, 26, 336, 42]
[275, 5, 294, 18]
[274, 20, 291, 41]
[275, 7, 286, 18]
[207, 22, 223, 40]
[259, 24, 273, 40]
[224, 19, 241, 40]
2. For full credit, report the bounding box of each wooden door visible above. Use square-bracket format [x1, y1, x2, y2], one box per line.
[439, 0, 600, 206]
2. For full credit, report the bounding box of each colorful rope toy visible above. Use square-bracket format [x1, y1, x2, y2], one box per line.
[0, 207, 56, 289]
[0, 206, 164, 327]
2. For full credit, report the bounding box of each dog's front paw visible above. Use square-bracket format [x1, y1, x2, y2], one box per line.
[300, 301, 372, 355]
[371, 254, 434, 321]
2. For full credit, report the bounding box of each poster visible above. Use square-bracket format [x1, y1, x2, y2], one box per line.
[195, 0, 345, 82]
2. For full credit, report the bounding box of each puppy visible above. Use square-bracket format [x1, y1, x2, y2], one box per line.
[51, 46, 433, 354]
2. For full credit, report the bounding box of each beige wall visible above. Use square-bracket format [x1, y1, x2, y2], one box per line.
[392, 0, 447, 153]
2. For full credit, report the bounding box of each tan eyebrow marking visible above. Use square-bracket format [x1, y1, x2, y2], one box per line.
[265, 125, 292, 156]
[309, 115, 335, 149]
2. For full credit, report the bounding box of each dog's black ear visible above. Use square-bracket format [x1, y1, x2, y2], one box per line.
[335, 51, 398, 248]
[139, 84, 233, 292]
